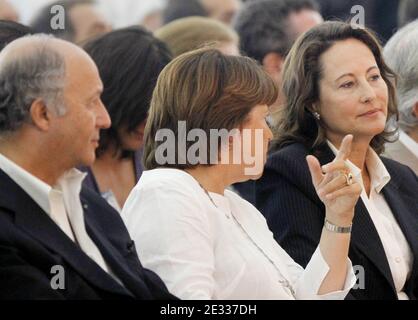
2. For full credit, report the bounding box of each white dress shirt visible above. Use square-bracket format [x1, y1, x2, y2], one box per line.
[327, 142, 414, 300]
[0, 152, 113, 276]
[122, 168, 356, 300]
[384, 130, 418, 175]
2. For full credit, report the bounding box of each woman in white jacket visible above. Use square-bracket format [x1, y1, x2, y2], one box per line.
[122, 48, 361, 300]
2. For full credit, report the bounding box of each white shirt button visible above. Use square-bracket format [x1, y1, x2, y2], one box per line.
[395, 257, 402, 263]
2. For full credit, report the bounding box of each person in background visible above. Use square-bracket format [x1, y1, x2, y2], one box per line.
[163, 0, 241, 25]
[140, 8, 164, 32]
[95, 0, 167, 31]
[315, 0, 399, 43]
[82, 26, 172, 212]
[234, 0, 323, 115]
[31, 0, 111, 45]
[0, 0, 18, 22]
[383, 20, 418, 175]
[398, 0, 418, 28]
[0, 35, 175, 299]
[155, 16, 240, 57]
[255, 21, 418, 299]
[233, 0, 322, 202]
[122, 47, 360, 300]
[0, 20, 32, 50]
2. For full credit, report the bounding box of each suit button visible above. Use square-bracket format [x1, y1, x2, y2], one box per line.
[83, 204, 88, 210]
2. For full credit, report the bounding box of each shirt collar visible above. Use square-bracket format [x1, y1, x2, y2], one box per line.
[326, 140, 391, 194]
[0, 152, 86, 215]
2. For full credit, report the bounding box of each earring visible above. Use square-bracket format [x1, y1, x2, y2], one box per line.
[313, 112, 321, 120]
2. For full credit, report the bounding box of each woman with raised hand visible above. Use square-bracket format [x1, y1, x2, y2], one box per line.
[255, 21, 418, 300]
[121, 48, 361, 300]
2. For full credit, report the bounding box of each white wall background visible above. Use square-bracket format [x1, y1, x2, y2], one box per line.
[9, 0, 167, 27]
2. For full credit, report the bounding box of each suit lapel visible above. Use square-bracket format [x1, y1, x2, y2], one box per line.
[351, 199, 396, 290]
[82, 202, 154, 299]
[0, 170, 131, 297]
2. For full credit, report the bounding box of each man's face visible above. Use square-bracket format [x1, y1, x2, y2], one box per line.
[51, 51, 111, 168]
[268, 9, 323, 113]
[287, 9, 323, 39]
[201, 0, 241, 25]
[69, 4, 111, 44]
[0, 0, 19, 22]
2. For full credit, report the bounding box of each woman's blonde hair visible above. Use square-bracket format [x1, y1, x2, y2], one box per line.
[155, 16, 239, 57]
[143, 48, 278, 170]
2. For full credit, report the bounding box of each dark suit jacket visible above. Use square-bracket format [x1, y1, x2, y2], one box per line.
[0, 169, 176, 300]
[254, 143, 418, 300]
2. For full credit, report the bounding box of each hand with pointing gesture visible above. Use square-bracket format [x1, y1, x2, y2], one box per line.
[306, 135, 362, 227]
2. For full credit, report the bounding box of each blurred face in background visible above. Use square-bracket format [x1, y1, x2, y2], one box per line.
[265, 9, 322, 114]
[201, 0, 241, 25]
[217, 40, 240, 56]
[140, 9, 163, 32]
[118, 120, 147, 152]
[287, 8, 323, 38]
[0, 0, 19, 22]
[70, 3, 111, 44]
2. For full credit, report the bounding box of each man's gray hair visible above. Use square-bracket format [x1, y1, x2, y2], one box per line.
[384, 20, 418, 130]
[0, 34, 66, 134]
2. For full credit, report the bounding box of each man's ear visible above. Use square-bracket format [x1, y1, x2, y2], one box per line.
[413, 102, 418, 118]
[29, 98, 53, 131]
[262, 52, 284, 79]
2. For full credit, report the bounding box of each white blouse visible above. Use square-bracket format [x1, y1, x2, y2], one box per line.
[122, 168, 356, 300]
[328, 142, 413, 300]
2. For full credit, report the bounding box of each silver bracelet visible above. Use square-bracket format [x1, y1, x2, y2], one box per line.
[324, 219, 352, 233]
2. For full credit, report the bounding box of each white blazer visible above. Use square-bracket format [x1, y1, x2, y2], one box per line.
[122, 168, 356, 300]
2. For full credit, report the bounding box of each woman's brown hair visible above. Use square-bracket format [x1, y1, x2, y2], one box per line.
[272, 21, 398, 154]
[143, 47, 278, 170]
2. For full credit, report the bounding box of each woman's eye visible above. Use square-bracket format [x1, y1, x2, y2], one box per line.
[370, 74, 381, 81]
[340, 81, 354, 89]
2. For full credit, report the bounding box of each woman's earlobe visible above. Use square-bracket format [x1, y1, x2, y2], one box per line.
[313, 112, 321, 120]
[309, 104, 321, 121]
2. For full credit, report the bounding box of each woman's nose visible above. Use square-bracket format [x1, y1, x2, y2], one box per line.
[359, 82, 377, 103]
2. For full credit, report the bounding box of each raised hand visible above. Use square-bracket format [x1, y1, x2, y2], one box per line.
[306, 135, 362, 226]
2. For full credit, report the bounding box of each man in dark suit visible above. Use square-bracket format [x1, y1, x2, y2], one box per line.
[0, 35, 175, 299]
[255, 143, 418, 300]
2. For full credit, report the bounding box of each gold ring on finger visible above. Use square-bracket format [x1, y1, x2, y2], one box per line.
[344, 172, 354, 186]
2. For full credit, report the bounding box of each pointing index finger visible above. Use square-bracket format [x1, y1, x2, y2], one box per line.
[335, 134, 353, 162]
